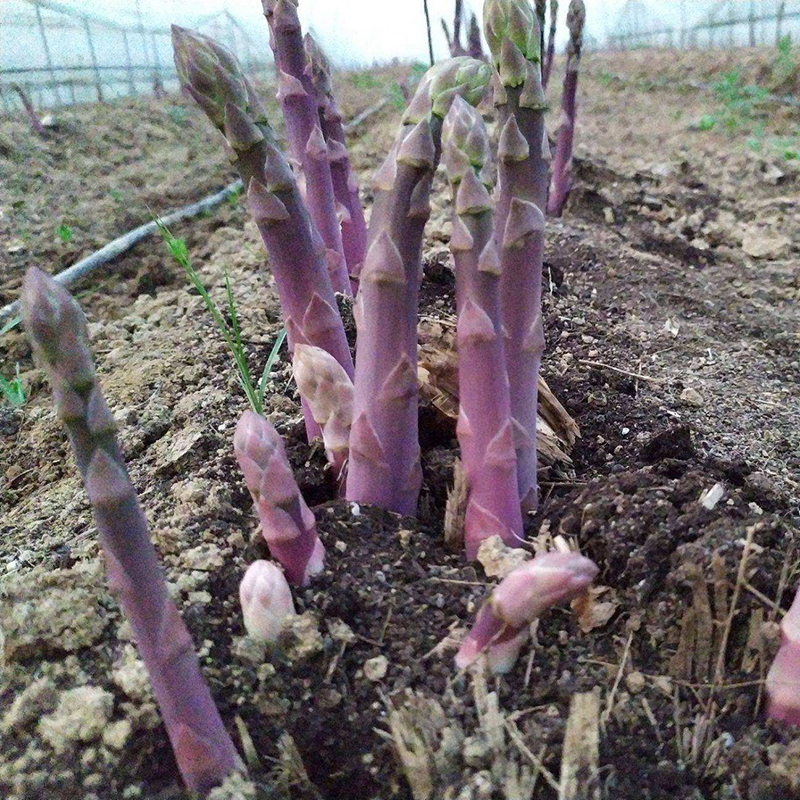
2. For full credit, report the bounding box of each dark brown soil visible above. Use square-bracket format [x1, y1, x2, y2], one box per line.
[1, 49, 800, 800]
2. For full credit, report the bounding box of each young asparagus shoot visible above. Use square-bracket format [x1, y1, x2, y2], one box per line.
[442, 96, 523, 560]
[240, 560, 296, 644]
[171, 26, 354, 442]
[467, 13, 485, 60]
[304, 34, 368, 282]
[234, 410, 325, 586]
[442, 0, 466, 57]
[156, 220, 286, 417]
[542, 0, 559, 89]
[21, 267, 242, 794]
[456, 551, 598, 674]
[345, 57, 491, 516]
[547, 0, 585, 217]
[262, 0, 351, 295]
[484, 0, 549, 512]
[766, 586, 800, 725]
[292, 343, 353, 481]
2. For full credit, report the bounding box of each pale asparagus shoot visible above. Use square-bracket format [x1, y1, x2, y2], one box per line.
[234, 410, 325, 586]
[240, 560, 297, 644]
[293, 343, 354, 480]
[456, 551, 598, 674]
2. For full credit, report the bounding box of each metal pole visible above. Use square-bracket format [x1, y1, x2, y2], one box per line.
[151, 33, 162, 97]
[34, 2, 62, 106]
[748, 0, 756, 46]
[777, 0, 786, 43]
[135, 0, 150, 65]
[82, 17, 104, 102]
[122, 31, 137, 96]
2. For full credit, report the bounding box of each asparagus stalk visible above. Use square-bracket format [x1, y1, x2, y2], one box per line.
[304, 34, 368, 281]
[262, 0, 351, 295]
[766, 586, 800, 725]
[345, 58, 491, 516]
[21, 268, 242, 794]
[171, 26, 354, 442]
[442, 0, 467, 57]
[292, 343, 353, 481]
[547, 0, 585, 217]
[484, 0, 550, 512]
[542, 0, 559, 89]
[467, 13, 485, 60]
[234, 410, 325, 586]
[240, 560, 297, 643]
[535, 0, 547, 57]
[456, 551, 597, 674]
[442, 96, 523, 560]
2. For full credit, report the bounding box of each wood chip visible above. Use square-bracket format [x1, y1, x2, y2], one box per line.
[444, 459, 468, 549]
[559, 691, 601, 800]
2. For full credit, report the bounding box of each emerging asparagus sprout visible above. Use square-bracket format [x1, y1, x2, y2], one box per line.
[240, 560, 297, 644]
[456, 551, 598, 674]
[234, 410, 325, 586]
[22, 267, 243, 795]
[292, 343, 354, 480]
[766, 587, 800, 725]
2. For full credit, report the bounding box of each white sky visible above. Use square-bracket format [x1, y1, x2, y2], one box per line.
[3, 1, 794, 73]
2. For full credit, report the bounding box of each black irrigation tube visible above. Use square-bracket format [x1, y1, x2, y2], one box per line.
[0, 98, 390, 326]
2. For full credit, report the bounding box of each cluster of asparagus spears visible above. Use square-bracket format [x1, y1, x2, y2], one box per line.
[23, 0, 800, 795]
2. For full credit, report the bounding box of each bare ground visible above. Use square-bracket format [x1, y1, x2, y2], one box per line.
[0, 49, 799, 799]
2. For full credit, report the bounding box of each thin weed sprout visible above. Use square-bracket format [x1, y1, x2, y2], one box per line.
[155, 219, 286, 416]
[0, 363, 26, 407]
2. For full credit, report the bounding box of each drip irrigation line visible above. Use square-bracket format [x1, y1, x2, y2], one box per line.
[0, 98, 390, 326]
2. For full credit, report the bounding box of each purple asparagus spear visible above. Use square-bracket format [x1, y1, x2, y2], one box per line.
[484, 0, 550, 512]
[456, 551, 598, 674]
[234, 410, 325, 586]
[171, 26, 353, 442]
[547, 0, 585, 217]
[542, 0, 559, 89]
[262, 0, 351, 296]
[21, 268, 242, 794]
[304, 34, 368, 283]
[442, 96, 523, 560]
[766, 585, 800, 726]
[345, 58, 491, 516]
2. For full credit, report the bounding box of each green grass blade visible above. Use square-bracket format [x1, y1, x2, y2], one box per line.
[258, 328, 287, 406]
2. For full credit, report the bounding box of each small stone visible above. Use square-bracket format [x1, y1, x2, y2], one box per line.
[39, 687, 114, 752]
[112, 645, 152, 701]
[680, 387, 704, 407]
[1, 677, 59, 732]
[363, 655, 389, 681]
[102, 719, 132, 750]
[625, 671, 646, 694]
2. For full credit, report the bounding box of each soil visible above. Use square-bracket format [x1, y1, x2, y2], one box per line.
[1, 48, 799, 800]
